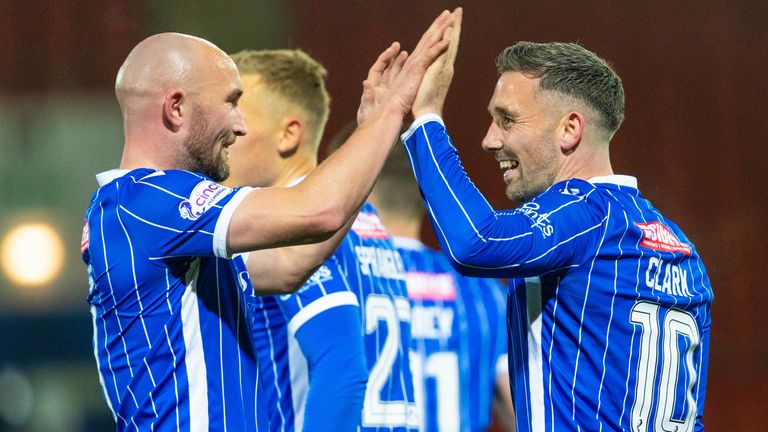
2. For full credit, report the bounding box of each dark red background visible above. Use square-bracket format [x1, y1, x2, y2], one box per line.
[1, 1, 764, 429]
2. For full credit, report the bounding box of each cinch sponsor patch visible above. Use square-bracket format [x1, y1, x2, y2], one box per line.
[351, 212, 390, 239]
[178, 181, 231, 220]
[634, 221, 691, 256]
[405, 271, 457, 301]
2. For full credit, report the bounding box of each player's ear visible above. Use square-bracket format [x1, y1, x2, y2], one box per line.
[559, 111, 584, 155]
[277, 118, 303, 157]
[163, 89, 185, 132]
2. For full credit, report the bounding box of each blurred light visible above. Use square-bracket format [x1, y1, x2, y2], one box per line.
[1, 223, 65, 287]
[0, 366, 34, 426]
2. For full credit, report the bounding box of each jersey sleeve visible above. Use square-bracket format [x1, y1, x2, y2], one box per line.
[293, 305, 368, 431]
[402, 116, 606, 278]
[276, 253, 360, 335]
[118, 170, 252, 259]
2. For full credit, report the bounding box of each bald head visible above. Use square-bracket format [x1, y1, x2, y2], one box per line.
[115, 32, 247, 180]
[116, 33, 237, 111]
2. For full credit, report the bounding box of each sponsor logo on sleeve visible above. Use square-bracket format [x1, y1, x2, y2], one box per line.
[351, 212, 390, 239]
[179, 181, 232, 220]
[634, 221, 692, 256]
[80, 219, 90, 254]
[514, 202, 554, 238]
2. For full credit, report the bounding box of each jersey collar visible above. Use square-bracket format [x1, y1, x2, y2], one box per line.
[587, 174, 638, 189]
[96, 169, 130, 186]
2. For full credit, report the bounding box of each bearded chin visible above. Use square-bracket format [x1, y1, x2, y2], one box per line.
[209, 152, 230, 182]
[182, 109, 230, 182]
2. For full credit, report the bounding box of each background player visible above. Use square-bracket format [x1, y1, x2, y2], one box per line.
[368, 139, 515, 432]
[82, 12, 455, 431]
[226, 48, 418, 431]
[402, 9, 713, 431]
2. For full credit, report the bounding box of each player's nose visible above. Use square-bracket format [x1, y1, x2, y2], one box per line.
[481, 122, 502, 152]
[233, 108, 247, 136]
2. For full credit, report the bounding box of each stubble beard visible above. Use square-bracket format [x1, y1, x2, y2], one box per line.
[182, 106, 231, 182]
[505, 136, 560, 203]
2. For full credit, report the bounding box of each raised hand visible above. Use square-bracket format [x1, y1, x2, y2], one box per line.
[356, 10, 455, 124]
[357, 43, 407, 125]
[412, 7, 463, 118]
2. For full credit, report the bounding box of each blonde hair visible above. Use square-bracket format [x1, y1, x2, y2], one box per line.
[230, 49, 330, 150]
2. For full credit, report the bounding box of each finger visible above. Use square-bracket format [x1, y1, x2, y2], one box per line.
[387, 51, 408, 86]
[446, 8, 462, 64]
[410, 10, 453, 57]
[366, 42, 401, 86]
[381, 53, 397, 87]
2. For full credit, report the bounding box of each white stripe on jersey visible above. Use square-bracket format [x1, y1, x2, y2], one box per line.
[597, 210, 629, 418]
[115, 205, 153, 348]
[286, 291, 359, 335]
[99, 202, 135, 379]
[143, 358, 160, 427]
[214, 263, 229, 432]
[163, 326, 181, 431]
[288, 330, 309, 431]
[181, 260, 209, 431]
[525, 278, 545, 432]
[571, 203, 612, 421]
[91, 305, 117, 419]
[119, 205, 213, 236]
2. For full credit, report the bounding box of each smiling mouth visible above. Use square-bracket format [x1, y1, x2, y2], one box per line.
[500, 160, 519, 170]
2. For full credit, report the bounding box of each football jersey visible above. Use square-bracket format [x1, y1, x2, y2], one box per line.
[402, 115, 713, 432]
[394, 237, 508, 432]
[249, 202, 419, 431]
[82, 168, 265, 431]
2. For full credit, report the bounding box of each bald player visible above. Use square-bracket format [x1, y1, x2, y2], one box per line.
[81, 13, 455, 431]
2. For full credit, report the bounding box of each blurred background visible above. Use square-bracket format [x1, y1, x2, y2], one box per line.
[0, 1, 765, 430]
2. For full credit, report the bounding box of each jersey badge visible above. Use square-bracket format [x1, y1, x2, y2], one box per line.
[179, 181, 231, 220]
[634, 221, 692, 255]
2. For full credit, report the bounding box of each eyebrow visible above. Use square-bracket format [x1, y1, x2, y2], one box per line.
[491, 106, 516, 118]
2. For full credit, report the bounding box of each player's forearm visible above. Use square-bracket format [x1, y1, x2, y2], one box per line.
[226, 104, 402, 255]
[246, 210, 358, 295]
[300, 101, 404, 227]
[403, 116, 520, 275]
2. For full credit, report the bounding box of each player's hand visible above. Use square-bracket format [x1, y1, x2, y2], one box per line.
[357, 43, 408, 125]
[412, 7, 462, 118]
[357, 9, 455, 124]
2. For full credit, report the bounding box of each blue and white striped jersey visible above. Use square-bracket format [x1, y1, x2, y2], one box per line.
[82, 168, 266, 432]
[394, 237, 508, 432]
[402, 116, 713, 432]
[249, 202, 419, 432]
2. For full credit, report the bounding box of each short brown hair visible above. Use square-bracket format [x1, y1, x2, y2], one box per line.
[496, 42, 625, 136]
[230, 49, 330, 149]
